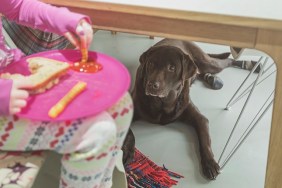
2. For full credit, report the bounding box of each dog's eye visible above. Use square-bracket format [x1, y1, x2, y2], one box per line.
[168, 64, 175, 72]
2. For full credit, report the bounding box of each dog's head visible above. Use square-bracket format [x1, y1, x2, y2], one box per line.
[139, 45, 198, 98]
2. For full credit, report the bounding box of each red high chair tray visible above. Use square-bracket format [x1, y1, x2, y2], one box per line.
[4, 50, 130, 121]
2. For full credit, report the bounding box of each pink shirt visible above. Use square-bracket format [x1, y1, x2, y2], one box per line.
[0, 0, 90, 115]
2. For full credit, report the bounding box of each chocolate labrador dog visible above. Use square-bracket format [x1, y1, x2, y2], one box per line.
[122, 39, 259, 180]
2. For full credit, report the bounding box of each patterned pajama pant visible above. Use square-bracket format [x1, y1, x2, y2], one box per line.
[0, 92, 133, 188]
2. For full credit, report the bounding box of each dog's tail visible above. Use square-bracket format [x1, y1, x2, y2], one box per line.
[208, 52, 231, 59]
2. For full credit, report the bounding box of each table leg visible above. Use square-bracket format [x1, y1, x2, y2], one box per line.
[255, 29, 282, 188]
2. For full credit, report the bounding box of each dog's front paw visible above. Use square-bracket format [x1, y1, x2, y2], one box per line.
[122, 145, 135, 165]
[201, 157, 220, 180]
[121, 129, 135, 165]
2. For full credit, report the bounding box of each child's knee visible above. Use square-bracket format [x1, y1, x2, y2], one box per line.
[75, 112, 117, 153]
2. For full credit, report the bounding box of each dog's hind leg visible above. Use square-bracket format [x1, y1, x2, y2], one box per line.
[203, 55, 261, 73]
[196, 57, 234, 89]
[197, 55, 260, 89]
[197, 73, 224, 90]
[198, 56, 235, 74]
[232, 60, 262, 73]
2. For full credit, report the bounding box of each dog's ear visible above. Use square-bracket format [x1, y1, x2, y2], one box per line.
[139, 46, 157, 64]
[139, 51, 147, 64]
[182, 53, 198, 79]
[138, 47, 156, 77]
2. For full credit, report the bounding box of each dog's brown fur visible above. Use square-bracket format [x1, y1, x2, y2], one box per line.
[122, 39, 249, 180]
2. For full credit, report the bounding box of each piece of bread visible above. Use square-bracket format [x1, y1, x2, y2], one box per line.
[0, 57, 70, 94]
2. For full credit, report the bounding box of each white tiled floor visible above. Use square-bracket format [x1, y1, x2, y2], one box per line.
[34, 31, 276, 188]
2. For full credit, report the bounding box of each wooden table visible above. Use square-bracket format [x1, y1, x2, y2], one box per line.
[42, 1, 282, 187]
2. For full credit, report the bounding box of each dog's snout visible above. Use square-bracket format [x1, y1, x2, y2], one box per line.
[148, 81, 160, 90]
[145, 80, 167, 97]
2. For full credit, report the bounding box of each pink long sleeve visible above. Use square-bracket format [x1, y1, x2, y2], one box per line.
[0, 0, 91, 35]
[0, 79, 12, 115]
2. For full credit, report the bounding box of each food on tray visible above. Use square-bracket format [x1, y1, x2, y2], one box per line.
[0, 57, 70, 94]
[81, 48, 88, 63]
[71, 60, 102, 73]
[48, 81, 87, 119]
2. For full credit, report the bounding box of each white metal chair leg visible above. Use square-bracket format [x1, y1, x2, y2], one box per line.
[227, 62, 275, 108]
[218, 58, 267, 164]
[225, 56, 264, 110]
[220, 90, 274, 169]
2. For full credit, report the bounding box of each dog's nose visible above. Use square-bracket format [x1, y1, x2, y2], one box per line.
[148, 81, 160, 90]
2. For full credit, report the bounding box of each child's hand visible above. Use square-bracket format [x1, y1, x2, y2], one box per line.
[9, 80, 33, 114]
[64, 19, 93, 49]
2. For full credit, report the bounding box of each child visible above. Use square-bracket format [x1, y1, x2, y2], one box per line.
[0, 0, 133, 188]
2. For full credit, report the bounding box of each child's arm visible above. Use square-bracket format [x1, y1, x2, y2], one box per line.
[0, 0, 91, 36]
[0, 79, 13, 115]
